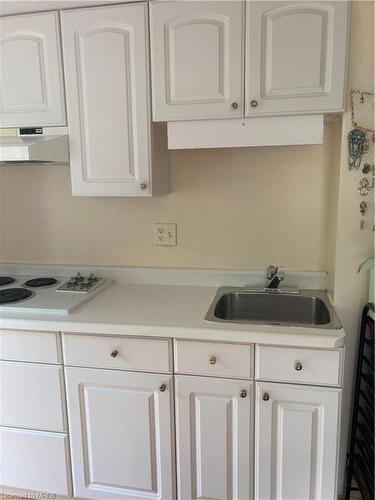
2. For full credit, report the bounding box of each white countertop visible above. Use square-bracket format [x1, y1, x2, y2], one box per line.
[0, 283, 345, 348]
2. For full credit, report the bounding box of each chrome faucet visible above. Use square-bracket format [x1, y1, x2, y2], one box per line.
[265, 265, 286, 291]
[244, 266, 299, 294]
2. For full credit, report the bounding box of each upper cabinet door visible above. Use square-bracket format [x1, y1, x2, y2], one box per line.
[150, 1, 245, 121]
[245, 1, 349, 117]
[60, 4, 153, 196]
[0, 12, 66, 127]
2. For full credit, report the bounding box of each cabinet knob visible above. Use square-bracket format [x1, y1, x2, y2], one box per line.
[110, 350, 119, 358]
[231, 102, 239, 110]
[294, 361, 303, 371]
[139, 183, 147, 190]
[159, 384, 167, 392]
[262, 392, 270, 401]
[209, 355, 216, 365]
[250, 100, 258, 108]
[240, 389, 247, 398]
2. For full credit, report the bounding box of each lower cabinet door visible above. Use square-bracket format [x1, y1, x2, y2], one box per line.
[0, 427, 72, 496]
[65, 367, 175, 500]
[255, 382, 341, 500]
[175, 375, 253, 500]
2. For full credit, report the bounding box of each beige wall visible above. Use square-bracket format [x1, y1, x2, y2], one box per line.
[0, 133, 336, 269]
[328, 0, 374, 493]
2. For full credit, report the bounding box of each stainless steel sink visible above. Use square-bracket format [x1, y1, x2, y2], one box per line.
[205, 287, 341, 329]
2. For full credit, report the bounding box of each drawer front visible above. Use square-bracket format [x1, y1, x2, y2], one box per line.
[63, 334, 172, 373]
[175, 340, 253, 379]
[0, 329, 61, 364]
[0, 361, 67, 432]
[0, 427, 72, 496]
[255, 345, 343, 386]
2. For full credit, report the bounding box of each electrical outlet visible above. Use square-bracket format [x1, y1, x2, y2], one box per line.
[153, 223, 177, 246]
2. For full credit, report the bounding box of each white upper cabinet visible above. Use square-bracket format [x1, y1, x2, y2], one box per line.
[61, 3, 169, 196]
[150, 1, 245, 121]
[0, 12, 66, 127]
[65, 367, 175, 500]
[255, 382, 341, 500]
[245, 1, 349, 116]
[150, 0, 348, 122]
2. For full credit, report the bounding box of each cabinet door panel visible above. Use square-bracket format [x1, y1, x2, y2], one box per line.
[175, 375, 252, 500]
[65, 367, 174, 500]
[151, 1, 244, 121]
[61, 4, 152, 196]
[255, 382, 341, 500]
[0, 12, 66, 127]
[245, 1, 349, 116]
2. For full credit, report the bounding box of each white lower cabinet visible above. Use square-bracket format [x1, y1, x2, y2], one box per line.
[0, 427, 72, 496]
[175, 375, 253, 500]
[0, 361, 67, 432]
[0, 329, 343, 500]
[65, 367, 175, 500]
[255, 382, 341, 500]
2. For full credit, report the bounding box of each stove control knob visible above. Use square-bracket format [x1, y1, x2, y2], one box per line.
[83, 278, 90, 285]
[89, 273, 97, 281]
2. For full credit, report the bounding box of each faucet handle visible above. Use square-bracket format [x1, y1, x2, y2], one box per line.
[266, 265, 277, 280]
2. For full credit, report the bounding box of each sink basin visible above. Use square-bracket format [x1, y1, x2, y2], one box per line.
[205, 288, 341, 329]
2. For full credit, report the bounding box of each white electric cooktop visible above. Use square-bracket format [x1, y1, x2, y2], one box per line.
[0, 273, 113, 314]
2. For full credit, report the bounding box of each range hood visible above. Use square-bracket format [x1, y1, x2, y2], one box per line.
[0, 127, 69, 165]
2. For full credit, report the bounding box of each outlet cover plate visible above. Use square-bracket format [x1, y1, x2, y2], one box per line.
[153, 223, 177, 246]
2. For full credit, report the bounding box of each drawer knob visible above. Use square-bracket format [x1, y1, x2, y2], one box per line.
[294, 361, 303, 371]
[240, 389, 247, 398]
[139, 183, 147, 190]
[159, 384, 167, 392]
[250, 99, 258, 108]
[262, 392, 270, 401]
[209, 355, 216, 365]
[110, 350, 119, 358]
[231, 102, 239, 110]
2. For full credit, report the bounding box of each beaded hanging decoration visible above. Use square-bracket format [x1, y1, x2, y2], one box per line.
[349, 89, 375, 231]
[348, 89, 374, 170]
[348, 128, 368, 170]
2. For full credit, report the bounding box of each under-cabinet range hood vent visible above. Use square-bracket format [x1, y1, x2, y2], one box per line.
[0, 127, 69, 165]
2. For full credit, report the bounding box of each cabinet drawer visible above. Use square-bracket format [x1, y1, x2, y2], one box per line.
[0, 329, 61, 363]
[63, 334, 172, 373]
[255, 345, 343, 387]
[0, 361, 67, 432]
[0, 427, 72, 496]
[174, 340, 253, 379]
